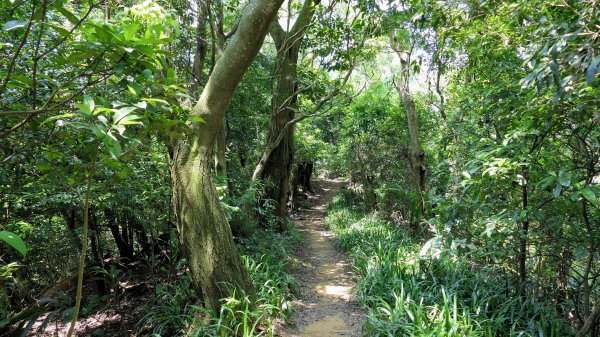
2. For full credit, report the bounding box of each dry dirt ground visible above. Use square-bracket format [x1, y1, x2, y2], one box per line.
[277, 179, 364, 337]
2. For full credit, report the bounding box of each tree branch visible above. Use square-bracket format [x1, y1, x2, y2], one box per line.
[0, 1, 37, 100]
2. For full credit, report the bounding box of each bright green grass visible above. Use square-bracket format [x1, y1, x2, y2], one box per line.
[325, 190, 574, 337]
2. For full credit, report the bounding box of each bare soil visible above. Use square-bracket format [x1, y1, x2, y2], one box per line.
[277, 179, 364, 337]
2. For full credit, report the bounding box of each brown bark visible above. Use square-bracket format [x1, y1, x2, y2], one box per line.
[253, 0, 318, 220]
[577, 305, 600, 337]
[89, 208, 109, 296]
[106, 210, 134, 261]
[171, 0, 284, 310]
[290, 161, 313, 209]
[259, 48, 297, 221]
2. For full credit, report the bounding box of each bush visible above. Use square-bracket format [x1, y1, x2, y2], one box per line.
[325, 190, 575, 337]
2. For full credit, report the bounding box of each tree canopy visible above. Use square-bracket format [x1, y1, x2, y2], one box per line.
[1, 0, 598, 335]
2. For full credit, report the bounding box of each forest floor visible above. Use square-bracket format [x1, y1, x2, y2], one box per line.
[21, 179, 363, 336]
[278, 179, 364, 337]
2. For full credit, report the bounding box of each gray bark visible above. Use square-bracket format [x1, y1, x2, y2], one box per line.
[190, 0, 208, 95]
[215, 119, 227, 178]
[391, 35, 425, 193]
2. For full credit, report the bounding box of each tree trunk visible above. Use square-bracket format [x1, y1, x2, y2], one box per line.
[259, 40, 299, 221]
[106, 210, 134, 262]
[215, 119, 227, 178]
[299, 161, 313, 192]
[290, 161, 313, 209]
[253, 0, 318, 220]
[518, 167, 529, 286]
[190, 0, 208, 95]
[392, 49, 425, 193]
[390, 32, 424, 194]
[170, 0, 284, 310]
[290, 164, 300, 210]
[209, 0, 227, 187]
[89, 208, 109, 296]
[172, 149, 252, 308]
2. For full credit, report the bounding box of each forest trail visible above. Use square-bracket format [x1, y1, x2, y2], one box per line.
[278, 179, 363, 337]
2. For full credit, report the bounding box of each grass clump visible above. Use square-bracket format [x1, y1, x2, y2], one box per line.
[325, 189, 574, 337]
[138, 229, 299, 337]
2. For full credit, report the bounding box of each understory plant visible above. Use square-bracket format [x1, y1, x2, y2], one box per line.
[326, 189, 575, 337]
[137, 227, 299, 336]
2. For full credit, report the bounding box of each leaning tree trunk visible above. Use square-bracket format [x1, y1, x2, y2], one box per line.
[171, 0, 284, 310]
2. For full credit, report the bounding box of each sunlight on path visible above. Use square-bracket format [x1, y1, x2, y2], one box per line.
[278, 180, 363, 337]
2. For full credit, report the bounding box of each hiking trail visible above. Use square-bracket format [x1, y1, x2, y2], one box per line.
[278, 179, 364, 337]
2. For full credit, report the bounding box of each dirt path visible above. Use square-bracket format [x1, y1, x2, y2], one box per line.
[278, 179, 363, 337]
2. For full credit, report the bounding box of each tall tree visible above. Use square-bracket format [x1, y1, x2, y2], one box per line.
[252, 0, 320, 222]
[190, 0, 208, 95]
[391, 32, 425, 194]
[170, 0, 285, 309]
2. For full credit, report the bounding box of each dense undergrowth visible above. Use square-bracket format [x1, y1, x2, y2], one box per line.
[326, 189, 575, 337]
[137, 227, 299, 336]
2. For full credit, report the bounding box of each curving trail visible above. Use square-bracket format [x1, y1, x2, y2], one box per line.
[277, 179, 363, 337]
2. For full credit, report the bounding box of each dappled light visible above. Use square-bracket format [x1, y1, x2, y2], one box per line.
[1, 0, 597, 335]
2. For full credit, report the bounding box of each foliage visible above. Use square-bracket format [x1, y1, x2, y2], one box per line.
[326, 190, 575, 336]
[0, 231, 27, 257]
[1, 0, 598, 334]
[137, 227, 299, 336]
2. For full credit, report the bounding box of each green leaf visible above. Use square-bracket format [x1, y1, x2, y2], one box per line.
[37, 162, 53, 173]
[42, 113, 76, 125]
[558, 171, 570, 187]
[549, 61, 560, 87]
[586, 55, 600, 85]
[62, 307, 75, 323]
[118, 115, 143, 125]
[127, 83, 142, 96]
[123, 23, 139, 41]
[553, 184, 562, 197]
[141, 98, 168, 104]
[2, 20, 28, 31]
[77, 95, 95, 114]
[47, 23, 70, 37]
[133, 101, 147, 109]
[57, 6, 79, 25]
[580, 188, 597, 203]
[188, 116, 205, 123]
[107, 138, 122, 158]
[114, 63, 126, 74]
[92, 125, 108, 139]
[93, 24, 115, 43]
[113, 106, 137, 124]
[114, 124, 126, 135]
[11, 74, 33, 86]
[0, 231, 27, 257]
